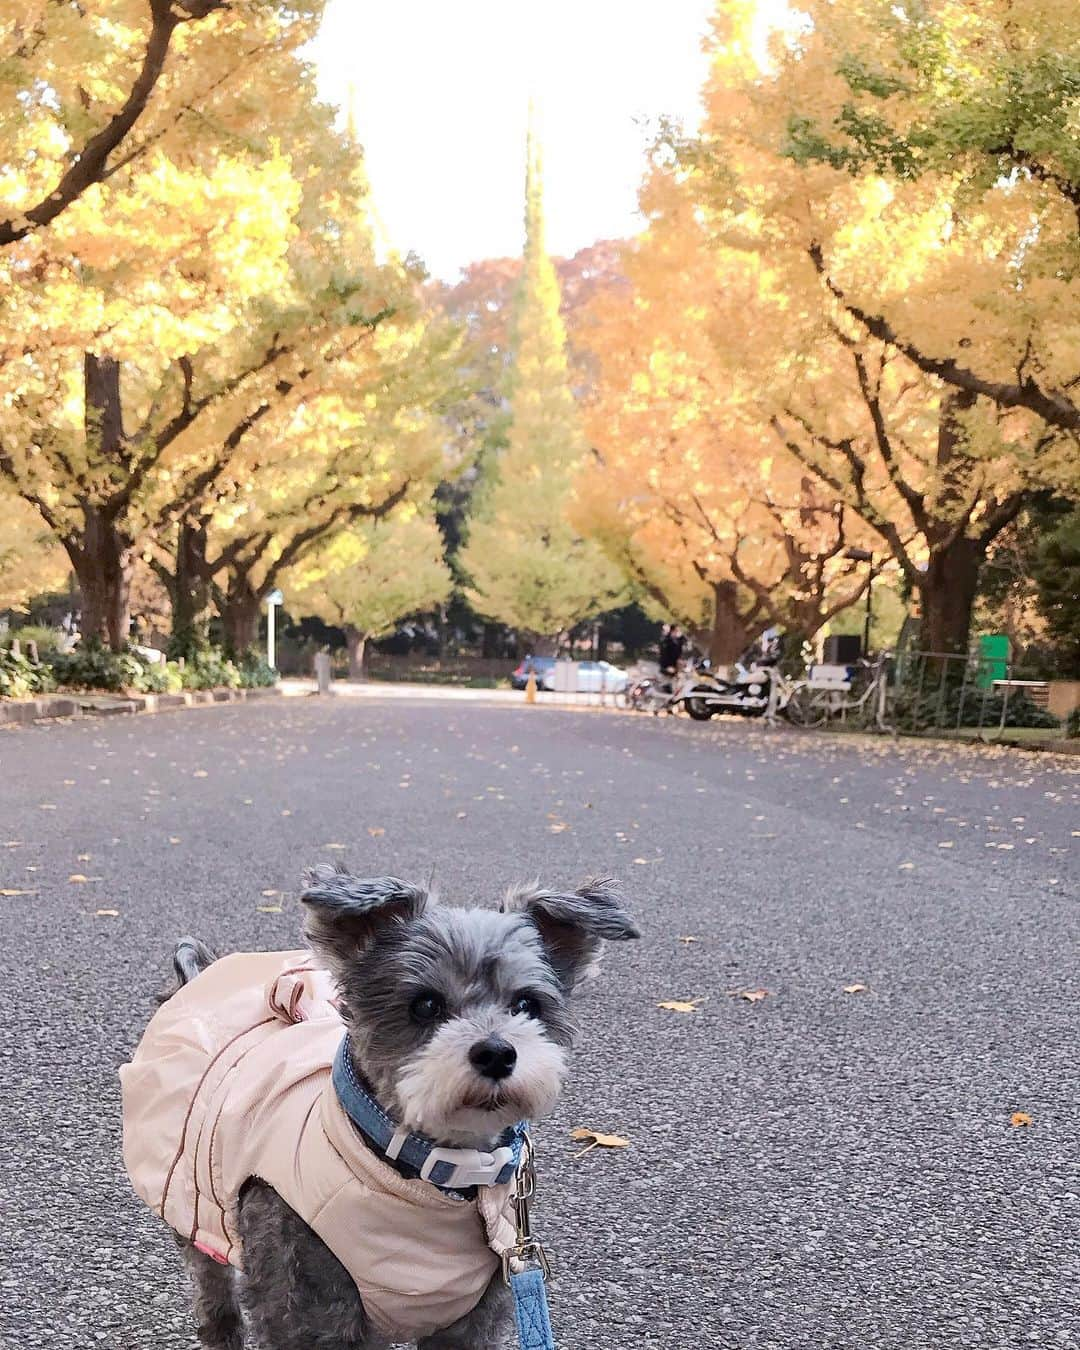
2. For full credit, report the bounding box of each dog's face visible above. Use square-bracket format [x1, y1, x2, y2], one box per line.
[301, 868, 639, 1147]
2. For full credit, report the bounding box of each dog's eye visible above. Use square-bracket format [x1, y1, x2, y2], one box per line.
[409, 992, 446, 1024]
[509, 993, 540, 1019]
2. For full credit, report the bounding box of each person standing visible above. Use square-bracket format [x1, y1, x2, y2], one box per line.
[658, 624, 686, 676]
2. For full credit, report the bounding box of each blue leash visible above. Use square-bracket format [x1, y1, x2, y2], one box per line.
[511, 1266, 555, 1350]
[504, 1133, 556, 1350]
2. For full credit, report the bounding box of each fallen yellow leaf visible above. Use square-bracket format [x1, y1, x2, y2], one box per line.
[569, 1127, 630, 1158]
[168, 837, 181, 845]
[94, 908, 120, 917]
[193, 770, 208, 778]
[728, 988, 769, 1003]
[257, 905, 283, 914]
[843, 983, 869, 995]
[77, 853, 91, 862]
[261, 889, 279, 897]
[0, 888, 36, 897]
[368, 827, 385, 837]
[678, 936, 700, 944]
[324, 843, 346, 851]
[898, 862, 915, 870]
[657, 998, 704, 1013]
[1010, 1111, 1033, 1128]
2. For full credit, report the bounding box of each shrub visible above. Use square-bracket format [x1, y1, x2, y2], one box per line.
[0, 646, 56, 698]
[141, 661, 184, 694]
[235, 650, 278, 688]
[39, 640, 270, 695]
[178, 648, 242, 690]
[48, 643, 150, 692]
[1, 625, 68, 656]
[895, 683, 1061, 731]
[1066, 707, 1080, 740]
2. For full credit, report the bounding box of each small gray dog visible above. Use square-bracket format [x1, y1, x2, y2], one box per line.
[128, 866, 638, 1350]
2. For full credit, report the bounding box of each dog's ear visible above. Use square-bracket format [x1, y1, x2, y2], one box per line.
[301, 865, 427, 969]
[502, 876, 639, 992]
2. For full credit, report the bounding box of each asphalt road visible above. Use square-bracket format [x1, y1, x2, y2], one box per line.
[1, 697, 1077, 1349]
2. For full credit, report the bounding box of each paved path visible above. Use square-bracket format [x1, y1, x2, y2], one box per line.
[1, 698, 1077, 1349]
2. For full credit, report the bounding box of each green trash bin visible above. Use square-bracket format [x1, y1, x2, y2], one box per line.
[977, 633, 1010, 689]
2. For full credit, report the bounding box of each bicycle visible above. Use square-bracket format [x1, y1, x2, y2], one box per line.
[784, 654, 892, 731]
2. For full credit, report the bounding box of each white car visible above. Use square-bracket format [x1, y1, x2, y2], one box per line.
[540, 659, 629, 694]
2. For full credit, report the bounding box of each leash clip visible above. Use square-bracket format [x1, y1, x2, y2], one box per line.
[502, 1133, 552, 1285]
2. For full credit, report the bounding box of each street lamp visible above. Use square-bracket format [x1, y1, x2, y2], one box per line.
[265, 589, 283, 670]
[844, 548, 874, 656]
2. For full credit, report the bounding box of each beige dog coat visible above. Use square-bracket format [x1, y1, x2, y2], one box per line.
[120, 950, 518, 1342]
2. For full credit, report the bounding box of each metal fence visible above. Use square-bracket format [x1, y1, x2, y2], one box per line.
[888, 648, 1059, 740]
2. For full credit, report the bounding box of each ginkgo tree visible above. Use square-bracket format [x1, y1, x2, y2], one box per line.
[655, 0, 1076, 653]
[778, 0, 1080, 438]
[137, 171, 451, 652]
[0, 0, 272, 247]
[195, 354, 452, 653]
[459, 128, 625, 647]
[0, 2, 330, 648]
[577, 182, 874, 662]
[283, 508, 452, 677]
[0, 5, 462, 657]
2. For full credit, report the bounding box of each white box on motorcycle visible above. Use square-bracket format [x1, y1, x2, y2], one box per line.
[806, 663, 855, 691]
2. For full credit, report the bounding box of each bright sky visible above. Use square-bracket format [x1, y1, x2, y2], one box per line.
[311, 2, 783, 281]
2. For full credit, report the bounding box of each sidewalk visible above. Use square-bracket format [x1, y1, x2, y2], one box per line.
[0, 685, 284, 727]
[281, 678, 526, 705]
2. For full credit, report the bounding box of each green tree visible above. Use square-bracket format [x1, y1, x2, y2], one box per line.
[459, 126, 624, 647]
[284, 509, 452, 676]
[1032, 509, 1080, 673]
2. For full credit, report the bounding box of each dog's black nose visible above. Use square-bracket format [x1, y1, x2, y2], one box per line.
[468, 1036, 517, 1080]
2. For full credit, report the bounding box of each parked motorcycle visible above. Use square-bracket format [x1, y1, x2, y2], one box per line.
[669, 633, 786, 720]
[624, 662, 676, 713]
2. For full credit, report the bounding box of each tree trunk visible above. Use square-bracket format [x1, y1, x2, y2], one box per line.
[168, 521, 213, 655]
[221, 572, 262, 656]
[919, 536, 983, 655]
[345, 625, 367, 679]
[481, 623, 501, 659]
[435, 604, 447, 660]
[75, 355, 132, 651]
[708, 581, 752, 666]
[67, 508, 133, 652]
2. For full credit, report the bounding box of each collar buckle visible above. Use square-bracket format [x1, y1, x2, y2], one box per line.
[419, 1142, 517, 1189]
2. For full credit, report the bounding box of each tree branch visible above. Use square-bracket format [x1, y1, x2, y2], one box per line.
[0, 1, 226, 247]
[846, 343, 929, 532]
[808, 242, 1080, 434]
[769, 413, 921, 583]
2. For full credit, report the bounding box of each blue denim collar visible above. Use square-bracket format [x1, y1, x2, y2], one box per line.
[332, 1035, 526, 1193]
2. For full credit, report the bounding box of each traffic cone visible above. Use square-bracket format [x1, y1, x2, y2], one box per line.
[525, 670, 537, 704]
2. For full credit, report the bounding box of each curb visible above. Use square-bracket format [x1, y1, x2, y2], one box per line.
[0, 685, 282, 728]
